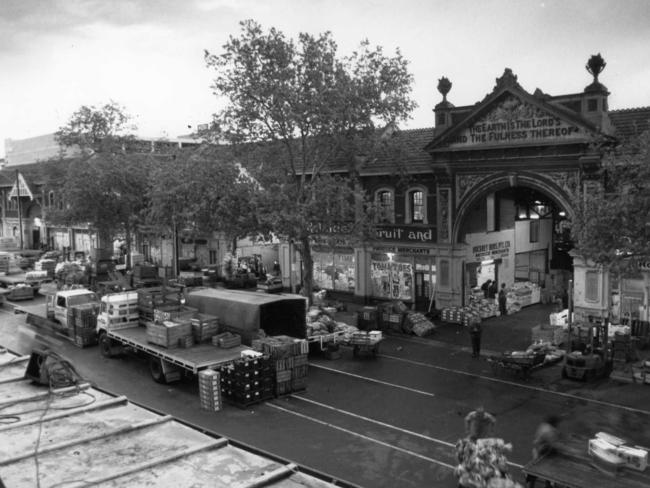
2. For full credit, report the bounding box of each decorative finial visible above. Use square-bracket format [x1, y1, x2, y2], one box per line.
[584, 53, 608, 94]
[586, 53, 606, 83]
[495, 68, 518, 89]
[437, 77, 452, 102]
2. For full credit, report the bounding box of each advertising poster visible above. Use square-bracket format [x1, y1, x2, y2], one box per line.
[370, 260, 413, 300]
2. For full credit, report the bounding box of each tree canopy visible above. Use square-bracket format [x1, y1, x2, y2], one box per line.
[52, 102, 150, 253]
[570, 131, 650, 274]
[204, 20, 416, 299]
[146, 144, 261, 247]
[55, 101, 135, 154]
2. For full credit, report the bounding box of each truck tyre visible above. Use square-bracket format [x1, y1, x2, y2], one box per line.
[149, 357, 167, 384]
[99, 332, 117, 358]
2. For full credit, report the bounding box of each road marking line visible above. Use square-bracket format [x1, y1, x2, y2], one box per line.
[288, 395, 525, 470]
[314, 356, 650, 417]
[293, 395, 453, 445]
[267, 401, 455, 470]
[310, 363, 435, 398]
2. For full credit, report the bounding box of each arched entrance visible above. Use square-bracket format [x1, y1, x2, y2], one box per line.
[452, 171, 575, 307]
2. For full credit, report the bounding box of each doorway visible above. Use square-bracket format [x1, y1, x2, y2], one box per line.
[32, 228, 40, 249]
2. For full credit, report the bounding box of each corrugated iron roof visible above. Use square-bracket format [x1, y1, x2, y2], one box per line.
[0, 349, 349, 488]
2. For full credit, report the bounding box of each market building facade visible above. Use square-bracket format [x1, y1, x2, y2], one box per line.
[306, 56, 650, 325]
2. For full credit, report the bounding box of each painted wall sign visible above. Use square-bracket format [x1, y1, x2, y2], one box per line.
[375, 226, 436, 243]
[472, 240, 511, 260]
[445, 96, 584, 148]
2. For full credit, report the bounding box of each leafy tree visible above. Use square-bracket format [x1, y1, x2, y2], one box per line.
[570, 131, 650, 274]
[51, 103, 150, 257]
[55, 101, 135, 154]
[146, 144, 262, 261]
[204, 20, 416, 301]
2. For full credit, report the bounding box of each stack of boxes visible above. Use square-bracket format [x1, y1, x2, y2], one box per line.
[258, 336, 309, 396]
[132, 264, 162, 288]
[34, 259, 56, 279]
[198, 369, 222, 411]
[218, 356, 273, 408]
[211, 332, 242, 348]
[137, 287, 183, 324]
[101, 292, 139, 331]
[138, 288, 197, 348]
[70, 303, 99, 347]
[146, 320, 193, 348]
[191, 313, 220, 343]
[441, 306, 481, 327]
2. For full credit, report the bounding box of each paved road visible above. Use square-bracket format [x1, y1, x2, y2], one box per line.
[2, 302, 650, 488]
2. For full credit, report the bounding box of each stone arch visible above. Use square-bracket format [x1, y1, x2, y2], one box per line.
[452, 171, 575, 244]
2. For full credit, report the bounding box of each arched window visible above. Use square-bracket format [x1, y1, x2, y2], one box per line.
[375, 188, 395, 224]
[48, 191, 55, 207]
[406, 187, 427, 224]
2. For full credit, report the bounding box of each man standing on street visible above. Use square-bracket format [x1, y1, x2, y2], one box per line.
[469, 320, 482, 358]
[498, 283, 508, 316]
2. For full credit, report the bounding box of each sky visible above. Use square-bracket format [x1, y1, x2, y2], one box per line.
[2, 0, 650, 159]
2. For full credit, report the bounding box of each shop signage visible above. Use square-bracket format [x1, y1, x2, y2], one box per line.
[472, 240, 511, 260]
[639, 261, 650, 271]
[373, 246, 432, 255]
[307, 221, 355, 235]
[375, 226, 435, 243]
[444, 97, 584, 148]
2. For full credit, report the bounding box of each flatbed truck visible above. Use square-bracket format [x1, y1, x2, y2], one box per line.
[99, 324, 250, 384]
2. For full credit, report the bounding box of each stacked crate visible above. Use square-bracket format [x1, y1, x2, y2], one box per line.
[70, 303, 99, 348]
[198, 369, 222, 411]
[259, 336, 310, 396]
[102, 292, 139, 331]
[35, 258, 57, 278]
[357, 306, 379, 331]
[191, 313, 219, 343]
[211, 332, 241, 348]
[137, 287, 183, 323]
[218, 356, 273, 408]
[146, 320, 192, 348]
[132, 264, 162, 288]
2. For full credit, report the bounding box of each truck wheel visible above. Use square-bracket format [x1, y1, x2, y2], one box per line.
[149, 357, 167, 384]
[99, 332, 117, 358]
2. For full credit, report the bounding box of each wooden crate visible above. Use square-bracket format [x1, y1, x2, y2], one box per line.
[146, 320, 192, 348]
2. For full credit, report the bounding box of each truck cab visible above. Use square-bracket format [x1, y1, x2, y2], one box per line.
[46, 288, 99, 328]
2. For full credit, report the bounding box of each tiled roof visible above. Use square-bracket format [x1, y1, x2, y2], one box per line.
[609, 107, 650, 140]
[360, 127, 433, 176]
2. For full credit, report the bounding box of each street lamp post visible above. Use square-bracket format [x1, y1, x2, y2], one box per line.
[15, 170, 24, 250]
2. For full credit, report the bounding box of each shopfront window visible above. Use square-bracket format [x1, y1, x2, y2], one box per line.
[370, 255, 413, 300]
[312, 250, 355, 292]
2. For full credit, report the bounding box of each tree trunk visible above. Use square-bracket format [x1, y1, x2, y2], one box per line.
[300, 236, 314, 307]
